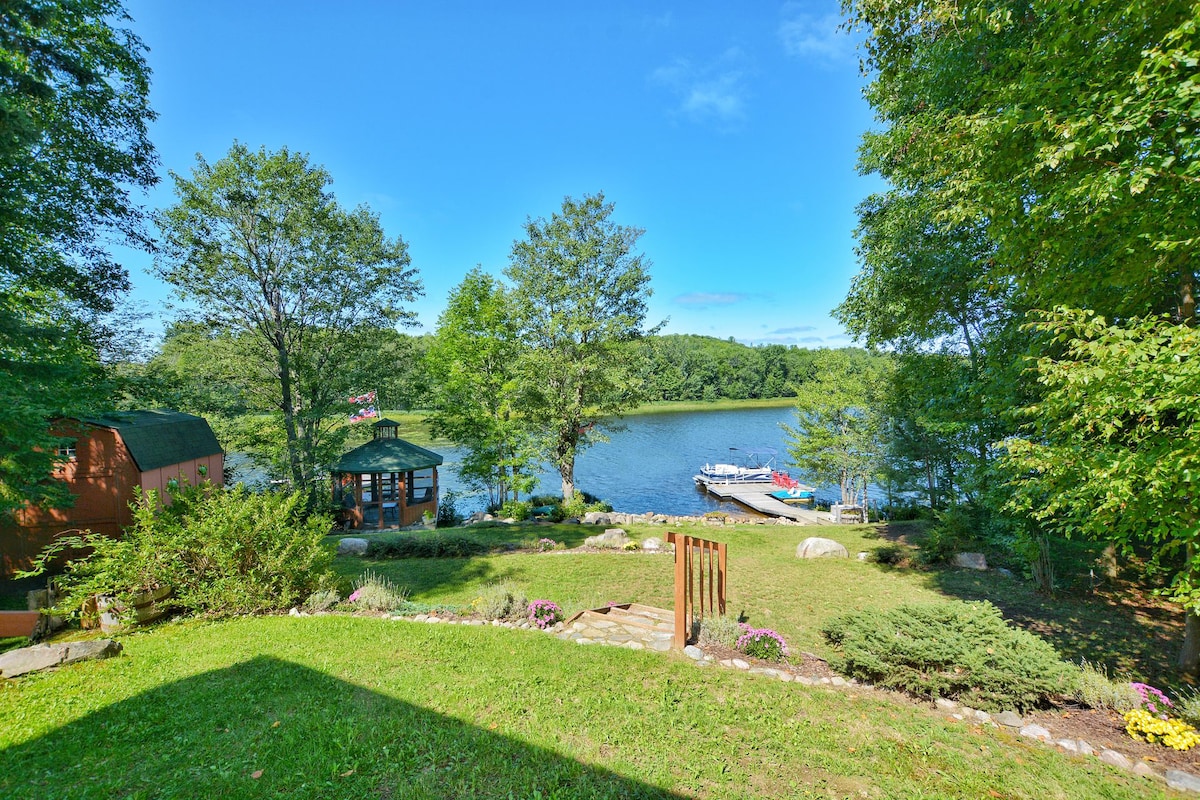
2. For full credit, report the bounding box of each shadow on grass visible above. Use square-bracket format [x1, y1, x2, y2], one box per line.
[0, 655, 685, 800]
[922, 567, 1183, 683]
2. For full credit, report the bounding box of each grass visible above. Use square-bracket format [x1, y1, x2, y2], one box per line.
[0, 615, 1166, 799]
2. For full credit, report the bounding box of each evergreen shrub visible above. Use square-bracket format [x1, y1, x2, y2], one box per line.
[365, 533, 489, 559]
[822, 601, 1078, 712]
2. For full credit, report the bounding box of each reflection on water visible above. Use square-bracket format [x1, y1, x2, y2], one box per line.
[438, 405, 837, 516]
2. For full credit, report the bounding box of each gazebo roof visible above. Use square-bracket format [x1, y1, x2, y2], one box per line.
[332, 436, 443, 474]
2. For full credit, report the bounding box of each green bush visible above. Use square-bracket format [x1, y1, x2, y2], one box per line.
[365, 533, 490, 559]
[471, 582, 528, 621]
[437, 490, 462, 528]
[822, 601, 1078, 712]
[1175, 686, 1200, 728]
[499, 499, 531, 521]
[347, 570, 407, 611]
[696, 614, 744, 648]
[302, 588, 341, 613]
[1075, 660, 1139, 712]
[869, 543, 910, 566]
[27, 484, 334, 621]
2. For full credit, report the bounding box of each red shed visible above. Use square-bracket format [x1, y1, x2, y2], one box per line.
[0, 410, 224, 579]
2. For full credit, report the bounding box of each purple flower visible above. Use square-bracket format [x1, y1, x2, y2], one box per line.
[347, 589, 362, 603]
[528, 599, 563, 629]
[1131, 682, 1174, 718]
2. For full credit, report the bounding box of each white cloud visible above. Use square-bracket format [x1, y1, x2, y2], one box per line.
[770, 325, 817, 335]
[650, 51, 748, 126]
[778, 10, 853, 63]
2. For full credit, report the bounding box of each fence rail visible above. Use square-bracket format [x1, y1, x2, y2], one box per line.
[665, 532, 727, 648]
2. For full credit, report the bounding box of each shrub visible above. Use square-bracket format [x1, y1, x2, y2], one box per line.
[696, 614, 744, 648]
[436, 490, 461, 528]
[528, 599, 563, 629]
[499, 499, 531, 521]
[472, 582, 528, 620]
[365, 533, 490, 559]
[1075, 660, 1139, 712]
[869, 543, 910, 567]
[347, 570, 407, 611]
[26, 484, 334, 621]
[1176, 686, 1200, 728]
[736, 625, 789, 662]
[822, 601, 1078, 712]
[302, 589, 341, 613]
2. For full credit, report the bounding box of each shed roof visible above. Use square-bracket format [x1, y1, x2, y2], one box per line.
[332, 437, 443, 474]
[83, 410, 223, 473]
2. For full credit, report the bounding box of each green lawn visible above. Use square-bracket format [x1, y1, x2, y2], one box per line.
[0, 520, 1184, 798]
[0, 615, 1165, 799]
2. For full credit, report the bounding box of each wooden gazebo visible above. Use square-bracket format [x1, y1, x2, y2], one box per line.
[331, 419, 443, 529]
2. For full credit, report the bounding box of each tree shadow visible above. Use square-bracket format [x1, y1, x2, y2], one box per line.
[922, 568, 1184, 683]
[1, 655, 686, 799]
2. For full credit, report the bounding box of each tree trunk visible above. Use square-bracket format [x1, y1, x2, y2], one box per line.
[1180, 612, 1200, 673]
[560, 470, 575, 502]
[276, 344, 304, 487]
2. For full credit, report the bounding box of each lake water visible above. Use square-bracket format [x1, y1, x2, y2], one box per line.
[435, 405, 840, 517]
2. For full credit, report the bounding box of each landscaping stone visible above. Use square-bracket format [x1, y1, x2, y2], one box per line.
[795, 537, 849, 559]
[584, 529, 629, 549]
[336, 537, 369, 556]
[683, 645, 704, 660]
[1055, 739, 1079, 754]
[994, 711, 1023, 728]
[642, 537, 665, 552]
[1019, 724, 1052, 742]
[1076, 740, 1095, 756]
[1167, 770, 1200, 793]
[935, 698, 958, 711]
[1132, 762, 1163, 781]
[1099, 749, 1133, 770]
[0, 639, 122, 679]
[731, 658, 750, 670]
[581, 511, 612, 525]
[953, 552, 988, 570]
[830, 677, 848, 687]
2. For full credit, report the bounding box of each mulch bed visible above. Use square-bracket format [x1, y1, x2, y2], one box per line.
[699, 642, 836, 679]
[1023, 706, 1200, 772]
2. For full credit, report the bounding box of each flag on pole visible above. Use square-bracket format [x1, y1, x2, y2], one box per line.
[348, 390, 379, 422]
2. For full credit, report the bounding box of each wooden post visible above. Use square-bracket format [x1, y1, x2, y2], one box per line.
[667, 532, 729, 649]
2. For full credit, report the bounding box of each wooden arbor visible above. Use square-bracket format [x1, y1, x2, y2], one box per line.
[331, 419, 443, 530]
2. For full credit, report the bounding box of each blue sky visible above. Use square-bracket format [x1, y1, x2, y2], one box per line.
[120, 1, 881, 347]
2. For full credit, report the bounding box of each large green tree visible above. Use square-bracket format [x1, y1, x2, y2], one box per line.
[425, 269, 536, 508]
[0, 0, 156, 515]
[155, 143, 420, 492]
[506, 193, 659, 499]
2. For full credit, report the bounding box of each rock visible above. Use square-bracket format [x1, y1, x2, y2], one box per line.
[1167, 770, 1200, 792]
[581, 511, 612, 525]
[584, 529, 629, 549]
[856, 551, 869, 561]
[1132, 762, 1162, 781]
[731, 658, 750, 670]
[1099, 749, 1133, 770]
[995, 567, 1015, 578]
[336, 537, 369, 556]
[994, 711, 1023, 728]
[935, 698, 958, 712]
[1056, 739, 1079, 754]
[953, 552, 988, 570]
[642, 537, 664, 552]
[683, 645, 704, 660]
[830, 676, 849, 687]
[973, 710, 993, 724]
[1019, 724, 1052, 742]
[1076, 740, 1095, 756]
[0, 639, 122, 678]
[795, 537, 849, 559]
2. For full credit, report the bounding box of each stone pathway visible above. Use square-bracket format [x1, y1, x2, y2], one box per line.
[557, 603, 676, 652]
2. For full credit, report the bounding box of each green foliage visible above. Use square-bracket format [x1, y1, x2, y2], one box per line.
[471, 582, 528, 621]
[506, 192, 661, 499]
[782, 349, 891, 506]
[696, 614, 744, 648]
[1174, 686, 1200, 729]
[437, 489, 461, 528]
[499, 499, 531, 521]
[869, 543, 910, 567]
[26, 484, 334, 620]
[0, 0, 157, 516]
[1075, 661, 1139, 713]
[823, 601, 1078, 712]
[347, 570, 407, 612]
[1001, 310, 1200, 613]
[364, 533, 491, 559]
[301, 588, 341, 613]
[155, 142, 420, 491]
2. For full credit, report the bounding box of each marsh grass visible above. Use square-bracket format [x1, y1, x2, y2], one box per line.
[0, 616, 1165, 799]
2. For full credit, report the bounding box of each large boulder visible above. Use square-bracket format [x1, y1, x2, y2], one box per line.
[585, 529, 629, 549]
[953, 552, 988, 570]
[795, 537, 849, 559]
[336, 537, 369, 556]
[582, 511, 612, 525]
[641, 537, 671, 553]
[0, 639, 123, 679]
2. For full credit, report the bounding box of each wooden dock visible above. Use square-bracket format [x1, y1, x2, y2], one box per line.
[697, 479, 832, 524]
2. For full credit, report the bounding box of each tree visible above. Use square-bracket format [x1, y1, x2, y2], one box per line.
[425, 269, 536, 508]
[0, 0, 157, 515]
[782, 350, 890, 507]
[1001, 309, 1200, 669]
[155, 143, 420, 492]
[506, 193, 659, 499]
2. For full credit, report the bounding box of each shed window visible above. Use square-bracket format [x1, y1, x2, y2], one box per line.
[56, 444, 77, 461]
